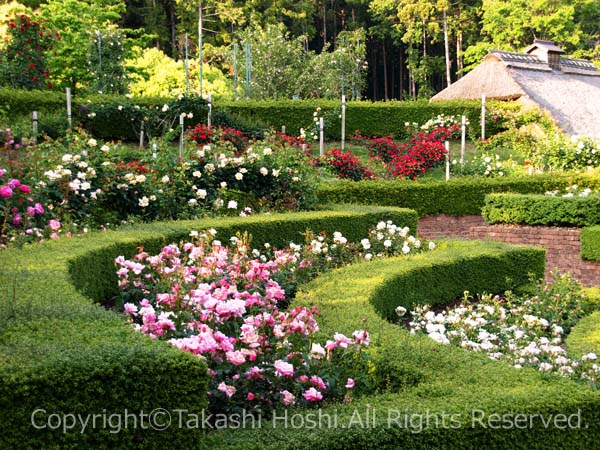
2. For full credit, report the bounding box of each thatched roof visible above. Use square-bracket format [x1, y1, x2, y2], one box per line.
[430, 42, 600, 137]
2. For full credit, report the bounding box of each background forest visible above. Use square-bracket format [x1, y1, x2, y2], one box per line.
[1, 0, 599, 100]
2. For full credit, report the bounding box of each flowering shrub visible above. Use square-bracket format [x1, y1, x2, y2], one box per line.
[0, 166, 55, 247]
[386, 129, 449, 180]
[350, 132, 399, 162]
[408, 274, 600, 385]
[405, 114, 463, 139]
[522, 133, 600, 172]
[188, 124, 215, 147]
[321, 149, 375, 181]
[546, 184, 599, 198]
[116, 222, 435, 415]
[455, 153, 513, 177]
[0, 14, 58, 89]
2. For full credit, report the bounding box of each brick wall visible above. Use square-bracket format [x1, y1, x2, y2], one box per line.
[418, 215, 600, 287]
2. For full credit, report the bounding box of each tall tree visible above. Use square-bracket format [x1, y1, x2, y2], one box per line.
[40, 0, 126, 90]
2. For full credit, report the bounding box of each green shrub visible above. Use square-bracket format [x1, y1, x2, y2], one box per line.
[0, 206, 416, 449]
[317, 172, 600, 216]
[216, 99, 484, 140]
[204, 241, 600, 449]
[482, 193, 600, 227]
[566, 311, 600, 359]
[581, 226, 600, 261]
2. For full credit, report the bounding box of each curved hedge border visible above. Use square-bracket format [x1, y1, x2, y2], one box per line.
[206, 241, 600, 449]
[0, 206, 416, 449]
[566, 311, 600, 359]
[581, 226, 600, 261]
[317, 172, 600, 217]
[482, 193, 600, 227]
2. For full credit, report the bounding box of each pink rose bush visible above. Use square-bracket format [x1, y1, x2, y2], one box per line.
[0, 166, 60, 247]
[116, 223, 436, 416]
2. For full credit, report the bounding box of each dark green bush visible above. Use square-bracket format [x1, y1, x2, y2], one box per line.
[317, 173, 600, 216]
[581, 226, 600, 261]
[79, 95, 208, 141]
[204, 241, 600, 449]
[216, 99, 483, 140]
[482, 193, 600, 227]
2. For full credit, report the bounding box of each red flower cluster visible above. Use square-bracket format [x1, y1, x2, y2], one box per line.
[322, 149, 374, 181]
[114, 160, 148, 174]
[270, 132, 311, 155]
[218, 126, 248, 152]
[351, 132, 400, 162]
[188, 124, 214, 145]
[386, 128, 450, 180]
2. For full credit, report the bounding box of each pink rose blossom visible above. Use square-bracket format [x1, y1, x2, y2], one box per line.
[226, 350, 246, 366]
[7, 179, 20, 188]
[124, 303, 138, 316]
[352, 330, 370, 346]
[34, 203, 44, 215]
[18, 184, 31, 194]
[281, 390, 295, 406]
[345, 378, 355, 389]
[302, 387, 323, 402]
[50, 232, 60, 239]
[247, 392, 255, 401]
[48, 219, 61, 231]
[274, 360, 294, 377]
[12, 213, 22, 226]
[217, 382, 236, 399]
[0, 185, 13, 198]
[26, 206, 36, 217]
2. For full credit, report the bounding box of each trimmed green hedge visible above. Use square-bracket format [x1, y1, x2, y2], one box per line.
[206, 240, 600, 449]
[566, 310, 600, 359]
[216, 99, 483, 140]
[482, 193, 600, 227]
[0, 206, 416, 449]
[317, 173, 600, 216]
[2, 88, 491, 140]
[581, 226, 600, 261]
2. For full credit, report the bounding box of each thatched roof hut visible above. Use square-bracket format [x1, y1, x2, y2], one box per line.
[431, 40, 600, 137]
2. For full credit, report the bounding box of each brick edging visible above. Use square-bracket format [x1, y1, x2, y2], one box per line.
[418, 215, 600, 287]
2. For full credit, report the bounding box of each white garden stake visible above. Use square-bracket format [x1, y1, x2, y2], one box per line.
[445, 141, 450, 181]
[179, 114, 184, 158]
[207, 93, 212, 127]
[139, 120, 145, 148]
[32, 111, 38, 144]
[481, 94, 486, 141]
[66, 88, 72, 129]
[341, 94, 346, 150]
[319, 117, 324, 157]
[282, 125, 286, 135]
[461, 115, 466, 167]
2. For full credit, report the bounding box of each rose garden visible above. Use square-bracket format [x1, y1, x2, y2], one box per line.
[2, 5, 600, 447]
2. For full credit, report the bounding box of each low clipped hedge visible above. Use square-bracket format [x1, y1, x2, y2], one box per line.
[205, 241, 600, 449]
[482, 193, 600, 227]
[216, 99, 483, 140]
[317, 172, 600, 216]
[566, 310, 600, 359]
[0, 206, 416, 449]
[581, 226, 600, 261]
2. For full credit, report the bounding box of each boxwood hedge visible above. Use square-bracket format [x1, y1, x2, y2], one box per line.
[581, 226, 600, 261]
[205, 241, 600, 449]
[317, 172, 600, 217]
[215, 99, 484, 140]
[0, 206, 416, 449]
[482, 193, 600, 227]
[566, 311, 600, 359]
